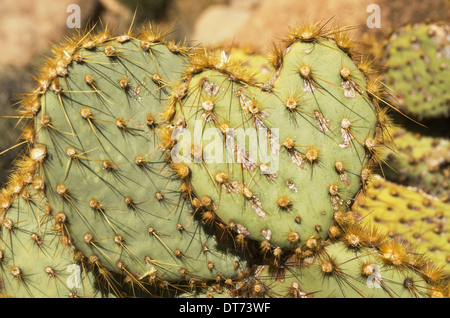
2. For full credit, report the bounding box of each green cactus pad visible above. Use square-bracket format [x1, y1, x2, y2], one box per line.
[0, 186, 100, 298]
[22, 28, 248, 287]
[169, 29, 381, 252]
[383, 21, 450, 120]
[351, 175, 450, 274]
[254, 242, 445, 298]
[222, 46, 275, 83]
[383, 127, 450, 202]
[179, 240, 448, 298]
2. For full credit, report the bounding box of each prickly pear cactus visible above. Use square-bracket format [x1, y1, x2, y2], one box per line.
[383, 127, 450, 202]
[167, 24, 385, 254]
[1, 20, 447, 299]
[383, 21, 450, 120]
[179, 238, 450, 298]
[351, 174, 450, 274]
[0, 184, 100, 298]
[219, 45, 275, 83]
[0, 25, 250, 298]
[253, 241, 448, 298]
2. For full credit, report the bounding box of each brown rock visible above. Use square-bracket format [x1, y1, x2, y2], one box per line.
[192, 0, 450, 52]
[191, 4, 254, 46]
[0, 0, 101, 68]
